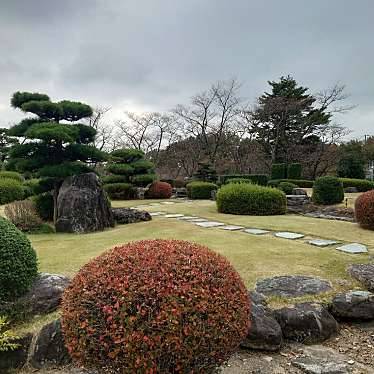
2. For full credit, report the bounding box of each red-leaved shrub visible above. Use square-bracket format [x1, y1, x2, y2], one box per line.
[146, 181, 172, 199]
[62, 239, 250, 373]
[355, 189, 374, 230]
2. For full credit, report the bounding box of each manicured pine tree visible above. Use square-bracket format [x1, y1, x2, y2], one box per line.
[8, 91, 106, 223]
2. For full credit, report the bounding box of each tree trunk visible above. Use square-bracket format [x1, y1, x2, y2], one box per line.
[53, 183, 59, 226]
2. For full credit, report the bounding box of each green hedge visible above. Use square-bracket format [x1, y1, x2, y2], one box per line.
[0, 171, 23, 182]
[271, 163, 287, 179]
[104, 183, 136, 200]
[216, 183, 286, 215]
[0, 178, 24, 205]
[218, 174, 268, 186]
[287, 163, 302, 179]
[278, 181, 298, 195]
[186, 181, 218, 199]
[339, 178, 374, 192]
[312, 176, 344, 205]
[268, 179, 314, 188]
[226, 178, 252, 185]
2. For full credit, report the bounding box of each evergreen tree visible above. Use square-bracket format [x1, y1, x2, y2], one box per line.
[337, 141, 365, 179]
[192, 162, 218, 182]
[0, 128, 18, 167]
[8, 91, 106, 223]
[252, 76, 331, 163]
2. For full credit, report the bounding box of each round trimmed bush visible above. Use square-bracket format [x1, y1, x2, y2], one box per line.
[0, 178, 24, 205]
[104, 183, 136, 200]
[62, 239, 250, 373]
[146, 181, 172, 199]
[355, 190, 374, 230]
[312, 176, 344, 205]
[186, 181, 217, 199]
[216, 183, 286, 215]
[33, 192, 54, 221]
[278, 181, 298, 195]
[0, 217, 38, 301]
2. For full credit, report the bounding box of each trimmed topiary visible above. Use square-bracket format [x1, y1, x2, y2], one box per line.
[0, 178, 24, 205]
[131, 174, 156, 187]
[104, 183, 136, 200]
[62, 239, 250, 373]
[271, 163, 287, 180]
[287, 163, 302, 179]
[33, 192, 54, 221]
[216, 183, 286, 215]
[186, 181, 217, 199]
[0, 217, 38, 301]
[278, 181, 298, 195]
[145, 181, 172, 199]
[312, 176, 344, 205]
[355, 190, 374, 230]
[226, 178, 252, 185]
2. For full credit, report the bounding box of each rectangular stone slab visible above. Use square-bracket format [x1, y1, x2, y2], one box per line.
[308, 239, 339, 247]
[177, 216, 199, 220]
[274, 232, 305, 240]
[336, 243, 368, 254]
[149, 212, 166, 216]
[244, 228, 270, 235]
[195, 221, 225, 228]
[161, 202, 175, 205]
[164, 214, 185, 218]
[219, 225, 244, 231]
[187, 218, 208, 222]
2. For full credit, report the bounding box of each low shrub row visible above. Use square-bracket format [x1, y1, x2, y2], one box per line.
[271, 163, 302, 180]
[218, 174, 268, 186]
[0, 171, 23, 182]
[339, 178, 374, 192]
[268, 179, 314, 188]
[216, 183, 286, 215]
[226, 178, 252, 185]
[187, 181, 218, 199]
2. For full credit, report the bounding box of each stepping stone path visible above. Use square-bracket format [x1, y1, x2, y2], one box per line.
[336, 243, 368, 254]
[255, 275, 332, 298]
[348, 264, 374, 291]
[195, 221, 225, 228]
[244, 228, 270, 235]
[308, 239, 339, 247]
[161, 201, 175, 205]
[177, 216, 198, 220]
[219, 225, 244, 231]
[274, 231, 305, 240]
[164, 214, 185, 218]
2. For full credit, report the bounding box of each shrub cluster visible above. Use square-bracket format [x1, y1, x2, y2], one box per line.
[62, 239, 250, 373]
[219, 174, 268, 186]
[312, 176, 344, 205]
[278, 181, 298, 195]
[268, 179, 314, 188]
[4, 200, 43, 232]
[0, 178, 24, 205]
[0, 217, 38, 301]
[22, 178, 40, 198]
[216, 183, 286, 215]
[145, 181, 172, 199]
[226, 178, 252, 185]
[104, 183, 136, 200]
[340, 178, 374, 192]
[186, 181, 218, 199]
[0, 171, 23, 182]
[355, 190, 374, 230]
[33, 193, 54, 221]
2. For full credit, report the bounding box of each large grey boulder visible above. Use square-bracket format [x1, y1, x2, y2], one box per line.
[22, 273, 70, 315]
[330, 290, 374, 320]
[241, 303, 283, 351]
[56, 173, 114, 233]
[112, 207, 151, 224]
[30, 319, 71, 368]
[348, 264, 374, 291]
[255, 275, 332, 298]
[273, 303, 339, 344]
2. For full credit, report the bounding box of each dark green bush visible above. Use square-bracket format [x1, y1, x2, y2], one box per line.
[186, 181, 218, 199]
[22, 178, 40, 198]
[287, 163, 302, 179]
[216, 183, 286, 215]
[106, 163, 134, 175]
[131, 173, 156, 187]
[0, 217, 38, 301]
[102, 175, 129, 184]
[219, 174, 268, 186]
[0, 171, 23, 182]
[268, 179, 314, 188]
[339, 178, 374, 192]
[33, 193, 54, 221]
[0, 178, 24, 205]
[271, 163, 287, 179]
[104, 183, 136, 200]
[278, 181, 298, 195]
[226, 178, 252, 185]
[312, 176, 344, 205]
[131, 159, 155, 173]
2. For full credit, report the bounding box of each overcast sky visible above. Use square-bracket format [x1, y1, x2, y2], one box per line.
[0, 0, 373, 138]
